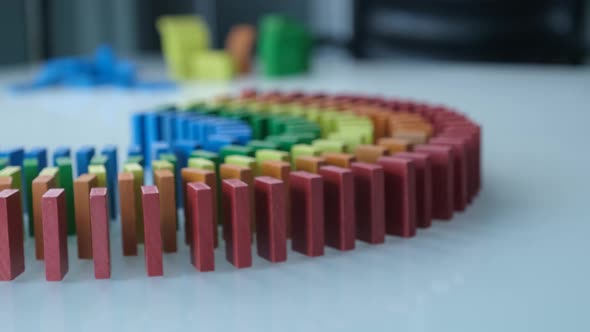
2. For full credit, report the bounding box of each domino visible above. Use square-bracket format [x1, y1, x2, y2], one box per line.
[413, 145, 454, 220]
[52, 146, 70, 166]
[74, 174, 97, 259]
[154, 169, 177, 253]
[294, 156, 325, 174]
[290, 171, 324, 257]
[90, 188, 110, 279]
[429, 137, 469, 211]
[32, 175, 56, 260]
[181, 168, 218, 247]
[222, 179, 252, 268]
[118, 173, 137, 256]
[254, 176, 287, 262]
[76, 146, 96, 176]
[322, 152, 356, 169]
[141, 186, 163, 277]
[395, 152, 432, 228]
[123, 163, 144, 243]
[350, 162, 385, 244]
[354, 144, 388, 164]
[101, 145, 118, 219]
[318, 166, 355, 251]
[42, 189, 69, 281]
[0, 189, 25, 281]
[56, 157, 76, 234]
[187, 182, 215, 271]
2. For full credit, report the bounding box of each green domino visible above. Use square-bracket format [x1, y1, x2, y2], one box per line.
[88, 165, 107, 187]
[159, 153, 178, 172]
[152, 160, 174, 172]
[219, 145, 254, 161]
[125, 155, 144, 166]
[327, 132, 364, 153]
[40, 167, 60, 186]
[0, 166, 22, 193]
[265, 135, 300, 151]
[190, 150, 220, 172]
[312, 139, 345, 153]
[248, 114, 269, 139]
[23, 158, 39, 236]
[255, 149, 289, 167]
[90, 155, 108, 166]
[225, 155, 257, 174]
[0, 157, 8, 170]
[247, 140, 279, 152]
[188, 157, 215, 171]
[291, 144, 320, 167]
[291, 132, 317, 144]
[56, 157, 76, 235]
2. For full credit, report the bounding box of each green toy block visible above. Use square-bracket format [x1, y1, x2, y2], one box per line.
[90, 155, 108, 166]
[188, 158, 215, 171]
[159, 153, 178, 171]
[156, 15, 210, 80]
[248, 114, 269, 139]
[327, 132, 364, 153]
[312, 139, 345, 153]
[219, 145, 254, 161]
[255, 149, 289, 167]
[225, 155, 257, 174]
[125, 155, 144, 166]
[40, 167, 60, 186]
[191, 50, 235, 81]
[258, 14, 312, 77]
[291, 132, 317, 145]
[247, 140, 279, 152]
[265, 135, 300, 151]
[23, 158, 39, 236]
[152, 160, 174, 172]
[0, 157, 7, 170]
[190, 150, 221, 173]
[88, 165, 107, 187]
[56, 157, 76, 235]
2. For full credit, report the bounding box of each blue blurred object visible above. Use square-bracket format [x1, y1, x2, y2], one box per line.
[10, 44, 175, 92]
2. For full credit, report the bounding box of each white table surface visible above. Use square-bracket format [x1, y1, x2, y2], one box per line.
[0, 54, 589, 332]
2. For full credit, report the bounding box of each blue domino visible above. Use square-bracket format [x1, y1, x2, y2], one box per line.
[128, 145, 142, 157]
[160, 112, 176, 145]
[52, 146, 71, 166]
[76, 146, 95, 176]
[152, 141, 171, 161]
[144, 112, 162, 164]
[101, 145, 118, 219]
[131, 112, 146, 155]
[26, 147, 48, 171]
[202, 134, 237, 152]
[0, 147, 24, 166]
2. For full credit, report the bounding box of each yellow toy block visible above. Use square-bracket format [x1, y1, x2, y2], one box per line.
[191, 50, 235, 81]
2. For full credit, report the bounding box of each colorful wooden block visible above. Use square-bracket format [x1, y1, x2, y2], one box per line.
[74, 174, 97, 259]
[312, 139, 345, 153]
[222, 179, 252, 268]
[90, 188, 110, 279]
[154, 169, 177, 253]
[354, 144, 388, 164]
[377, 157, 417, 238]
[191, 50, 235, 80]
[413, 144, 454, 220]
[101, 145, 118, 219]
[255, 149, 289, 168]
[0, 189, 25, 281]
[225, 24, 256, 74]
[0, 166, 21, 193]
[52, 146, 70, 166]
[0, 147, 24, 167]
[260, 160, 292, 237]
[56, 157, 76, 234]
[188, 157, 215, 171]
[32, 174, 56, 260]
[187, 182, 215, 271]
[39, 167, 59, 185]
[118, 173, 137, 256]
[42, 189, 68, 281]
[181, 168, 218, 247]
[141, 186, 163, 277]
[225, 155, 257, 175]
[23, 158, 39, 235]
[26, 147, 48, 170]
[429, 137, 469, 212]
[350, 162, 385, 244]
[254, 176, 287, 262]
[220, 163, 254, 233]
[75, 146, 95, 176]
[318, 166, 356, 251]
[289, 171, 324, 257]
[395, 152, 432, 228]
[377, 137, 412, 154]
[88, 164, 107, 187]
[0, 176, 12, 190]
[294, 156, 326, 174]
[123, 163, 144, 243]
[321, 152, 355, 168]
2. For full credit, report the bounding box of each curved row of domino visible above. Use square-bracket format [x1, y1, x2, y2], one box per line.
[0, 89, 481, 281]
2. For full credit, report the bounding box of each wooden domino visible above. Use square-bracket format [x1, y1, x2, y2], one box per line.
[350, 162, 385, 244]
[154, 169, 177, 253]
[289, 171, 324, 257]
[141, 186, 163, 276]
[0, 189, 25, 280]
[181, 168, 218, 247]
[118, 172, 137, 256]
[318, 166, 355, 251]
[42, 189, 68, 281]
[322, 152, 356, 168]
[74, 173, 97, 259]
[254, 176, 287, 262]
[294, 156, 325, 174]
[222, 179, 252, 268]
[354, 144, 388, 164]
[90, 188, 110, 279]
[413, 144, 454, 220]
[395, 152, 432, 228]
[32, 174, 56, 260]
[187, 182, 215, 271]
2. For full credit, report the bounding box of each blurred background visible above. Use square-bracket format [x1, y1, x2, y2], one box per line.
[1, 0, 588, 66]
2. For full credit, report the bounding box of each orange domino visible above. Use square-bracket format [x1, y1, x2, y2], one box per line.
[74, 173, 97, 259]
[322, 152, 356, 168]
[294, 156, 326, 174]
[118, 173, 137, 256]
[32, 174, 56, 260]
[354, 145, 388, 164]
[377, 137, 412, 154]
[0, 176, 13, 190]
[154, 169, 177, 253]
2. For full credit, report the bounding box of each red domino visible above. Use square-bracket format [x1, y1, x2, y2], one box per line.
[440, 125, 481, 198]
[42, 189, 68, 281]
[429, 136, 468, 211]
[0, 189, 25, 281]
[318, 166, 355, 251]
[395, 152, 433, 228]
[222, 179, 252, 268]
[90, 188, 111, 279]
[377, 157, 417, 237]
[289, 171, 324, 257]
[187, 182, 215, 272]
[141, 186, 163, 277]
[350, 162, 385, 244]
[414, 144, 454, 220]
[254, 176, 287, 263]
